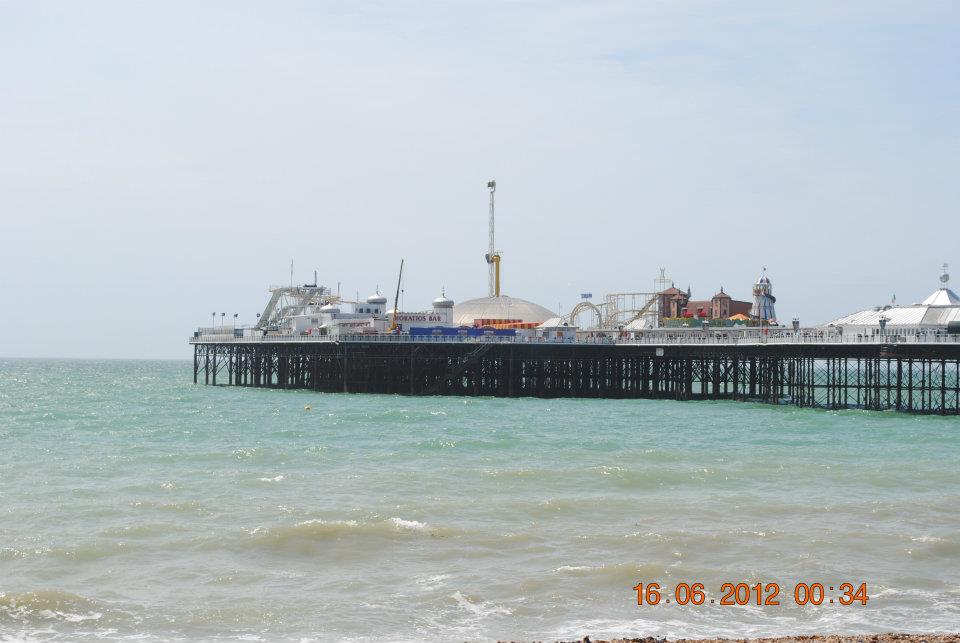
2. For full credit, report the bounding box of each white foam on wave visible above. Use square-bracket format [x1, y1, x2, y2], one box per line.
[389, 517, 429, 532]
[43, 609, 104, 623]
[911, 535, 945, 543]
[414, 573, 451, 590]
[257, 475, 284, 482]
[593, 465, 626, 476]
[450, 591, 512, 617]
[0, 590, 108, 629]
[299, 519, 357, 527]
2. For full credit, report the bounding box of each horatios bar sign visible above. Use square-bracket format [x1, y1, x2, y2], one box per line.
[393, 313, 447, 323]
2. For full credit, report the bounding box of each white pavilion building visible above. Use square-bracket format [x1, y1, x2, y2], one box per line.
[824, 264, 960, 338]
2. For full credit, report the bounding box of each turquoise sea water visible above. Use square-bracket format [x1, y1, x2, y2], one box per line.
[0, 359, 958, 641]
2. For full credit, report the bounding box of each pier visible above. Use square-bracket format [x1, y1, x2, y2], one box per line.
[191, 334, 960, 415]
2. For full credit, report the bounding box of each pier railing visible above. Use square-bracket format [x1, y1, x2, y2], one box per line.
[189, 330, 960, 347]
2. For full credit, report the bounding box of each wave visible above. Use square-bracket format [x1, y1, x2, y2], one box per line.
[605, 467, 711, 489]
[481, 467, 561, 480]
[100, 522, 187, 538]
[3, 524, 191, 563]
[257, 474, 285, 482]
[527, 495, 650, 518]
[416, 438, 457, 449]
[450, 590, 512, 618]
[388, 517, 430, 532]
[0, 590, 124, 628]
[545, 598, 960, 642]
[486, 464, 705, 489]
[0, 547, 44, 561]
[548, 561, 673, 585]
[413, 573, 451, 590]
[131, 499, 207, 513]
[906, 536, 960, 560]
[241, 516, 456, 552]
[46, 540, 132, 562]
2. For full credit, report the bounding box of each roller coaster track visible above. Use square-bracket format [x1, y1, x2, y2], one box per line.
[622, 295, 659, 327]
[568, 301, 605, 328]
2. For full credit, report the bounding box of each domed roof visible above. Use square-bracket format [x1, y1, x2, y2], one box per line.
[432, 293, 454, 308]
[366, 293, 387, 305]
[452, 295, 556, 326]
[921, 287, 960, 306]
[320, 304, 340, 313]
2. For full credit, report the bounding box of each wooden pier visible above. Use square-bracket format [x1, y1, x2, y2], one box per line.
[192, 340, 960, 414]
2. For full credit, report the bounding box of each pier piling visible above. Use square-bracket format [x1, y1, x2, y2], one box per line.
[192, 341, 960, 414]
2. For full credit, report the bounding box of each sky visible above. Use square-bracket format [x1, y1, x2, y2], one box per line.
[1, 0, 958, 359]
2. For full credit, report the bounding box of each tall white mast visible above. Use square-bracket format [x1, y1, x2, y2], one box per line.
[486, 179, 496, 297]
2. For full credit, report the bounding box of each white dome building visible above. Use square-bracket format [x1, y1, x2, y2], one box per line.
[824, 264, 960, 337]
[452, 295, 556, 327]
[356, 293, 387, 316]
[432, 293, 455, 309]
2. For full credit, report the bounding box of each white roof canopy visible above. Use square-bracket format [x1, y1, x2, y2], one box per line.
[921, 287, 960, 306]
[825, 285, 960, 328]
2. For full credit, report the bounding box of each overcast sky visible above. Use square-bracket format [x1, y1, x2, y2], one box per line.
[2, 1, 958, 358]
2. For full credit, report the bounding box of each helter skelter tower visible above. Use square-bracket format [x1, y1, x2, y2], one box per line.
[751, 267, 777, 322]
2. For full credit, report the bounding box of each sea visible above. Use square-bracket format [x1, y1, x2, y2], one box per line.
[1, 359, 958, 641]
